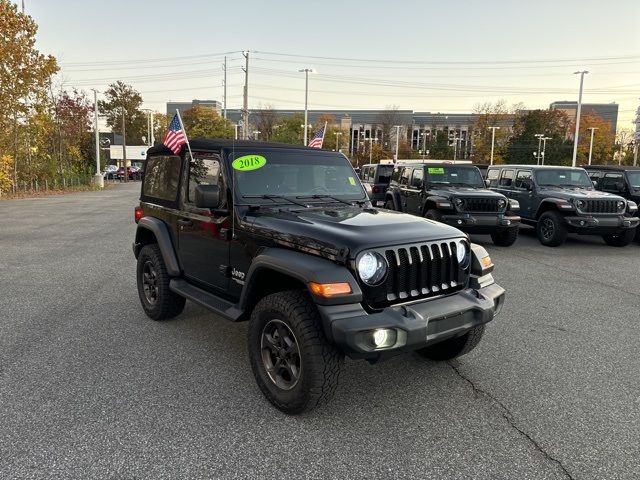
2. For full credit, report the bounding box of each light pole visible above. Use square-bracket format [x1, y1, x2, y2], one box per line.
[301, 124, 313, 144]
[488, 126, 500, 165]
[253, 130, 261, 140]
[369, 137, 378, 163]
[541, 137, 552, 165]
[421, 131, 429, 159]
[587, 127, 598, 165]
[299, 68, 315, 146]
[572, 70, 589, 167]
[394, 125, 401, 161]
[90, 89, 103, 188]
[535, 133, 544, 165]
[142, 109, 153, 147]
[334, 131, 342, 151]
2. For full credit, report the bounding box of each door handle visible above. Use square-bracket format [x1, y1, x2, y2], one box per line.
[178, 219, 193, 227]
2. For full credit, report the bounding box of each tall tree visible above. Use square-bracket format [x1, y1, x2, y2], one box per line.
[471, 100, 519, 164]
[506, 109, 573, 165]
[271, 113, 305, 145]
[253, 106, 279, 140]
[181, 105, 234, 138]
[576, 113, 616, 165]
[98, 81, 146, 144]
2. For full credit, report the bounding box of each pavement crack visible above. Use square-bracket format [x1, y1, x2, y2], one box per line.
[448, 361, 574, 480]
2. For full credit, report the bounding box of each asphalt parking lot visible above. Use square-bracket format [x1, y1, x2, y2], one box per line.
[1, 183, 639, 480]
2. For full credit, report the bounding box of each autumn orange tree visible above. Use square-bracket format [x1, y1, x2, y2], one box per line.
[575, 113, 616, 165]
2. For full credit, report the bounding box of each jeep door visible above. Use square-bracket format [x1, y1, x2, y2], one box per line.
[397, 167, 412, 211]
[177, 155, 230, 291]
[511, 169, 534, 218]
[404, 167, 424, 214]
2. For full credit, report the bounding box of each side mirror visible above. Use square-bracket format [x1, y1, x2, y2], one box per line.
[484, 179, 490, 188]
[195, 184, 220, 209]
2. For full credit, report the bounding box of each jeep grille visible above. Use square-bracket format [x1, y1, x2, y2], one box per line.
[461, 198, 500, 212]
[361, 239, 468, 309]
[581, 199, 619, 214]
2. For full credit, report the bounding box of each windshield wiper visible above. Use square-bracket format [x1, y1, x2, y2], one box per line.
[296, 194, 361, 206]
[241, 194, 309, 208]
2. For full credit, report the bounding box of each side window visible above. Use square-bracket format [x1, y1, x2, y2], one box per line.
[586, 170, 601, 182]
[143, 155, 182, 202]
[188, 157, 222, 203]
[367, 167, 374, 182]
[391, 167, 402, 184]
[499, 169, 515, 187]
[515, 170, 532, 189]
[601, 173, 623, 191]
[486, 169, 500, 187]
[400, 168, 411, 186]
[411, 168, 424, 188]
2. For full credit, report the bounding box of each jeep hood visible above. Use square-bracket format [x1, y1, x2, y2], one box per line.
[242, 206, 464, 260]
[428, 186, 505, 199]
[538, 187, 624, 201]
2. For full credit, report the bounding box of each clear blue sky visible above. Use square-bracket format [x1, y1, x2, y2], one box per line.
[23, 0, 640, 128]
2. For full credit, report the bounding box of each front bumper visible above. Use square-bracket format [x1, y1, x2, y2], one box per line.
[440, 213, 521, 233]
[317, 283, 505, 360]
[563, 214, 639, 232]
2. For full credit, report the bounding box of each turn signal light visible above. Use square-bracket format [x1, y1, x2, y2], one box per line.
[308, 282, 352, 298]
[480, 255, 493, 269]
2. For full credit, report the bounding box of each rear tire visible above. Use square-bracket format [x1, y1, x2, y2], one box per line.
[136, 244, 185, 321]
[536, 211, 567, 247]
[384, 199, 395, 210]
[602, 228, 635, 247]
[425, 209, 444, 222]
[248, 290, 344, 414]
[490, 226, 519, 247]
[417, 325, 485, 361]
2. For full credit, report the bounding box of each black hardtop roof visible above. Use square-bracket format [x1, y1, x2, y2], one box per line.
[487, 165, 586, 170]
[398, 162, 479, 168]
[581, 164, 640, 171]
[146, 139, 334, 157]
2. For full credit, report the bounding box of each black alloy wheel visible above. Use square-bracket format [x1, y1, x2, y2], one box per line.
[540, 217, 555, 241]
[260, 319, 301, 390]
[142, 260, 159, 305]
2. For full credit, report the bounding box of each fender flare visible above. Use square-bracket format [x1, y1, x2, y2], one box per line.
[239, 248, 363, 308]
[385, 190, 402, 211]
[534, 198, 571, 219]
[135, 217, 181, 277]
[423, 196, 450, 214]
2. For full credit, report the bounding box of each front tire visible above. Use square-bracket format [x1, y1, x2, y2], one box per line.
[602, 228, 635, 247]
[384, 198, 395, 210]
[248, 290, 344, 414]
[491, 226, 519, 247]
[417, 325, 485, 361]
[536, 211, 567, 247]
[425, 209, 444, 222]
[136, 244, 186, 320]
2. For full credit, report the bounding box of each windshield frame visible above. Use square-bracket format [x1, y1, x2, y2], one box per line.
[424, 166, 485, 188]
[534, 168, 594, 189]
[225, 148, 367, 206]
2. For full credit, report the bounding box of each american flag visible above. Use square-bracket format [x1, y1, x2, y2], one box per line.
[163, 113, 186, 154]
[308, 125, 325, 149]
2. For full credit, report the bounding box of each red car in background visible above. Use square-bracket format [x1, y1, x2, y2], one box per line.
[116, 166, 142, 180]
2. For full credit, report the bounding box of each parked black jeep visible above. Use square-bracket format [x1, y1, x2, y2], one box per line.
[359, 162, 395, 206]
[133, 140, 505, 414]
[584, 165, 640, 242]
[384, 163, 521, 246]
[487, 165, 639, 247]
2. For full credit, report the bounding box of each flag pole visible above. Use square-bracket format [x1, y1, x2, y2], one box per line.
[175, 109, 195, 161]
[320, 121, 327, 148]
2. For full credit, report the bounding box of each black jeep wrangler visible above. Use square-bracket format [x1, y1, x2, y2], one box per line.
[133, 140, 505, 414]
[359, 162, 395, 207]
[384, 163, 521, 246]
[584, 165, 640, 242]
[487, 165, 639, 247]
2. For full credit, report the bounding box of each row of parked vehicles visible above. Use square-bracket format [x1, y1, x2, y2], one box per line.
[103, 164, 144, 181]
[359, 161, 640, 247]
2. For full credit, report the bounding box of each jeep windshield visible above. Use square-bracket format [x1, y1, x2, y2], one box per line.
[230, 150, 366, 205]
[626, 171, 640, 189]
[535, 169, 593, 189]
[425, 166, 484, 187]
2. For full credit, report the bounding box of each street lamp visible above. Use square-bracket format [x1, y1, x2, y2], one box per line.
[301, 124, 313, 144]
[369, 137, 378, 163]
[334, 131, 342, 151]
[421, 131, 430, 159]
[535, 133, 544, 165]
[253, 130, 261, 140]
[298, 68, 315, 146]
[90, 89, 104, 188]
[141, 108, 154, 147]
[394, 125, 401, 161]
[572, 70, 589, 167]
[541, 137, 552, 165]
[587, 127, 598, 165]
[488, 126, 500, 165]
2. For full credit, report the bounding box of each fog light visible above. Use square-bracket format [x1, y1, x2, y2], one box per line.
[371, 328, 397, 349]
[505, 220, 511, 226]
[457, 219, 463, 225]
[580, 220, 585, 226]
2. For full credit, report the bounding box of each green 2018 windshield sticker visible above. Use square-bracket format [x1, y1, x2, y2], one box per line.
[232, 155, 267, 171]
[428, 167, 444, 174]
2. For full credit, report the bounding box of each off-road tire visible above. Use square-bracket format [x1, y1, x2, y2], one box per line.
[536, 211, 567, 247]
[136, 244, 186, 321]
[425, 209, 444, 222]
[602, 228, 635, 247]
[491, 226, 519, 247]
[384, 199, 395, 210]
[248, 290, 344, 414]
[416, 325, 485, 361]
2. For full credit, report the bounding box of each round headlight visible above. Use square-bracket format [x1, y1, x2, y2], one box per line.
[497, 198, 506, 209]
[454, 197, 464, 208]
[617, 200, 625, 211]
[454, 239, 470, 269]
[357, 252, 388, 285]
[575, 199, 586, 209]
